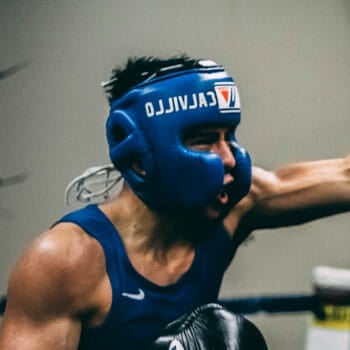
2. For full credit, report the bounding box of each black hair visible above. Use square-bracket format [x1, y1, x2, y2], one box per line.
[102, 55, 201, 103]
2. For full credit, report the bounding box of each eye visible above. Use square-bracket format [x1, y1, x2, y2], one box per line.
[187, 135, 216, 147]
[185, 133, 218, 151]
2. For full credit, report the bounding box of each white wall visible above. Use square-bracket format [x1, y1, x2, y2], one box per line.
[1, 1, 349, 348]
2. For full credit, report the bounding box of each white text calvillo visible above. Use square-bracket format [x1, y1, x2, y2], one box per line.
[144, 91, 217, 117]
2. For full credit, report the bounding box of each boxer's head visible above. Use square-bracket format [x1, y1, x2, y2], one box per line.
[104, 56, 251, 213]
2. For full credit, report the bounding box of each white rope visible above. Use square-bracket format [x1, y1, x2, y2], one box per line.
[64, 164, 123, 205]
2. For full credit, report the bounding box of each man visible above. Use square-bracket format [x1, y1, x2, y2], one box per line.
[0, 56, 349, 349]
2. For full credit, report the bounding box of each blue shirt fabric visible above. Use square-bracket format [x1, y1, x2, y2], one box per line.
[56, 204, 241, 349]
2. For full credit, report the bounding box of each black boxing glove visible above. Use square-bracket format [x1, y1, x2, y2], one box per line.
[151, 303, 268, 350]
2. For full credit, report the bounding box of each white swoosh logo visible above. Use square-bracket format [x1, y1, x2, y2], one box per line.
[122, 288, 145, 300]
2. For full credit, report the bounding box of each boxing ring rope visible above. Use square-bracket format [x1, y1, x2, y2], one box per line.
[1, 292, 347, 317]
[220, 294, 322, 316]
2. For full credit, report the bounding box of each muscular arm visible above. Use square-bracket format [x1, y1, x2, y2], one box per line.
[0, 225, 107, 349]
[241, 154, 350, 230]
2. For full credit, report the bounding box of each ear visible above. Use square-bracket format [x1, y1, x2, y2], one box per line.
[131, 160, 147, 177]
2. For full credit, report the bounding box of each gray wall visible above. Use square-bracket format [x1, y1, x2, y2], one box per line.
[1, 1, 349, 348]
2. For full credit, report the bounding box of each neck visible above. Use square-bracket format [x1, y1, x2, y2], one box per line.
[99, 185, 215, 255]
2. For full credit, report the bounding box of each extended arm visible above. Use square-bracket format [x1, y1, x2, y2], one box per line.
[241, 154, 350, 230]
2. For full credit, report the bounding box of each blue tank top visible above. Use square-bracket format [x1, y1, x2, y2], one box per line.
[56, 204, 240, 349]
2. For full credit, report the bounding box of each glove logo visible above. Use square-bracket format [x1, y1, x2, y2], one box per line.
[214, 82, 240, 113]
[169, 339, 184, 350]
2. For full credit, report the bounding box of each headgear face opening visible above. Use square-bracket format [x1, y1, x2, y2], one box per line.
[106, 60, 251, 212]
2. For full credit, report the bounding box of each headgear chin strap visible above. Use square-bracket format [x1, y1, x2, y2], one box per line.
[106, 60, 251, 212]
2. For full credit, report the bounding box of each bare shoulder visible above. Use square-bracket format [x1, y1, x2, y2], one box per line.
[7, 222, 106, 318]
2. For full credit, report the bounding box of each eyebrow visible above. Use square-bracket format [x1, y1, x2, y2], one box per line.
[183, 127, 237, 147]
[185, 126, 235, 138]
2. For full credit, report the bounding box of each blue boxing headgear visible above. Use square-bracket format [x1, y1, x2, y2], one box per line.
[106, 59, 251, 212]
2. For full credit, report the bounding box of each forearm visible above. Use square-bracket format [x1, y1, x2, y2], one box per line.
[276, 156, 349, 207]
[248, 155, 350, 228]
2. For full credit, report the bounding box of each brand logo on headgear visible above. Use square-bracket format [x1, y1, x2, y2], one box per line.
[214, 82, 240, 113]
[144, 82, 240, 117]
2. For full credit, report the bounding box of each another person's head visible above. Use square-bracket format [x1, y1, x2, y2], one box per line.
[104, 55, 251, 219]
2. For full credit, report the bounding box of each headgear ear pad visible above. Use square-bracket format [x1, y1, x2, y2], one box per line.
[106, 62, 251, 212]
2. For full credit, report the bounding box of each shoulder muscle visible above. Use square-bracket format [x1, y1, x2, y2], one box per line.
[7, 223, 106, 319]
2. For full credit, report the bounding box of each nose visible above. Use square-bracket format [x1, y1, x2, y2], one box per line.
[214, 141, 236, 169]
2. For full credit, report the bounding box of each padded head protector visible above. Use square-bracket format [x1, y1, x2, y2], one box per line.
[106, 60, 251, 212]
